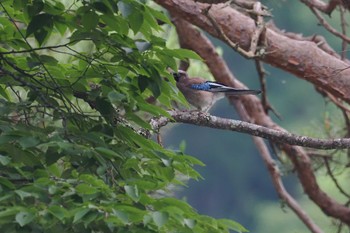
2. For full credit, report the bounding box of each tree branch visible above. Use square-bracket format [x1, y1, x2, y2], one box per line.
[251, 136, 324, 233]
[155, 110, 350, 150]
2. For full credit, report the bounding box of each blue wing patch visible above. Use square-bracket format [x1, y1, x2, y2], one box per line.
[190, 82, 211, 91]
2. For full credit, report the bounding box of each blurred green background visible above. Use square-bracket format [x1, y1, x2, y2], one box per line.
[162, 0, 350, 232]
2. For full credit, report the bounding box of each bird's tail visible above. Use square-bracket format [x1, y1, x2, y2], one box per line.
[224, 89, 261, 95]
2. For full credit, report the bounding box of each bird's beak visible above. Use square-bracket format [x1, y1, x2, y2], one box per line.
[172, 72, 179, 82]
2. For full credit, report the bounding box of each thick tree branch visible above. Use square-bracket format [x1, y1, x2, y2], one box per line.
[155, 110, 350, 149]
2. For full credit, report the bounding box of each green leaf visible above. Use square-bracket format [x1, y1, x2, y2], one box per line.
[73, 208, 90, 223]
[147, 7, 172, 25]
[184, 218, 195, 229]
[0, 85, 11, 101]
[15, 190, 32, 200]
[14, 0, 29, 11]
[0, 207, 21, 218]
[82, 11, 99, 31]
[124, 185, 140, 202]
[92, 1, 112, 14]
[39, 55, 58, 65]
[126, 112, 151, 130]
[43, 1, 65, 15]
[137, 101, 171, 117]
[117, 1, 132, 17]
[48, 205, 68, 221]
[128, 7, 144, 33]
[95, 147, 123, 160]
[26, 1, 44, 17]
[167, 48, 202, 60]
[218, 219, 248, 232]
[101, 14, 129, 35]
[0, 155, 11, 165]
[95, 97, 115, 118]
[114, 210, 129, 224]
[152, 211, 168, 228]
[15, 210, 35, 226]
[137, 75, 149, 93]
[18, 136, 39, 149]
[0, 177, 15, 189]
[108, 90, 126, 103]
[26, 13, 54, 45]
[75, 183, 98, 195]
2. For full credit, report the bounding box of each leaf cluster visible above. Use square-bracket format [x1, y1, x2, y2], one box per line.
[0, 0, 246, 232]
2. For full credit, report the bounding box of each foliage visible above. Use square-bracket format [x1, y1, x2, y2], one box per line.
[0, 0, 247, 232]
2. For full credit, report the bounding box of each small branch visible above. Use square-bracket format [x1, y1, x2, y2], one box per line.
[341, 109, 350, 165]
[300, 0, 340, 15]
[309, 6, 350, 44]
[0, 41, 80, 55]
[339, 5, 347, 60]
[324, 157, 350, 198]
[255, 60, 282, 119]
[252, 136, 324, 233]
[249, 2, 267, 56]
[153, 110, 350, 150]
[321, 88, 350, 113]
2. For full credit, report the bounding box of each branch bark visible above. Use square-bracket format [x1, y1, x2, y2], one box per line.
[155, 110, 350, 149]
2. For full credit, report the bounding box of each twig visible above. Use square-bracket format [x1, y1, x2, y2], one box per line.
[341, 109, 350, 166]
[0, 41, 80, 55]
[0, 3, 75, 115]
[252, 136, 323, 233]
[300, 0, 339, 15]
[249, 2, 267, 56]
[309, 6, 350, 44]
[324, 157, 350, 198]
[339, 5, 347, 60]
[255, 60, 282, 119]
[326, 90, 350, 113]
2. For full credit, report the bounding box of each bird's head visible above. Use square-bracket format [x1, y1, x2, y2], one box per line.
[172, 70, 188, 82]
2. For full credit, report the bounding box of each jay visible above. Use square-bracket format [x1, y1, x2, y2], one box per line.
[173, 70, 261, 112]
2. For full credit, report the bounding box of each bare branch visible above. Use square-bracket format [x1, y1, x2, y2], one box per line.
[339, 5, 347, 60]
[252, 136, 324, 233]
[308, 6, 350, 44]
[324, 157, 350, 198]
[255, 60, 282, 119]
[156, 110, 350, 150]
[0, 41, 81, 55]
[300, 0, 340, 15]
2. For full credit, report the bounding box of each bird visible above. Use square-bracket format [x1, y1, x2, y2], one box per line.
[173, 70, 261, 112]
